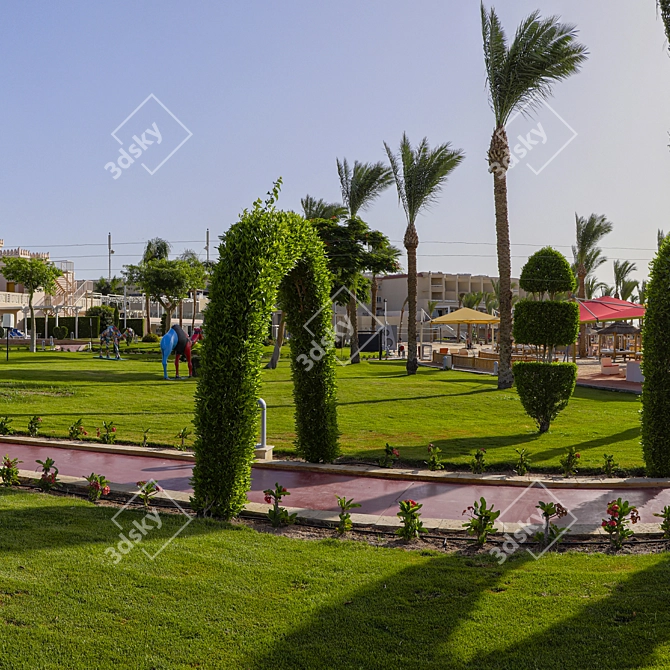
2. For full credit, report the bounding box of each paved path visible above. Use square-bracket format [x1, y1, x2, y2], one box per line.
[6, 442, 670, 525]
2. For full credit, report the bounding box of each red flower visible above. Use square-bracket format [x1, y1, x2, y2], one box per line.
[155, 485, 162, 492]
[575, 453, 581, 458]
[96, 429, 101, 437]
[102, 486, 110, 495]
[281, 487, 287, 493]
[264, 495, 273, 504]
[608, 520, 616, 527]
[601, 520, 608, 527]
[137, 480, 146, 487]
[392, 449, 399, 457]
[111, 427, 116, 432]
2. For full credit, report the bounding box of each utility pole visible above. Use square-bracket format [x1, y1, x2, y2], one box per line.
[108, 232, 114, 280]
[205, 228, 210, 265]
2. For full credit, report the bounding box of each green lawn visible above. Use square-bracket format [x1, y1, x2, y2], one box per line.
[1, 490, 670, 669]
[0, 349, 643, 473]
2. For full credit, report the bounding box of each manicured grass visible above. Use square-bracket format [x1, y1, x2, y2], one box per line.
[1, 490, 670, 669]
[0, 349, 642, 472]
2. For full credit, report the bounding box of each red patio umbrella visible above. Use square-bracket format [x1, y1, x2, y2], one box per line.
[578, 297, 645, 323]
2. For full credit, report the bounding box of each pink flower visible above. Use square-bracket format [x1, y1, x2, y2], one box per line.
[392, 449, 399, 457]
[155, 485, 162, 492]
[608, 520, 616, 527]
[102, 486, 110, 495]
[112, 427, 116, 432]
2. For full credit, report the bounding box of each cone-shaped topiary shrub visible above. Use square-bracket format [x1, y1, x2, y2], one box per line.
[642, 237, 670, 476]
[513, 248, 578, 433]
[191, 181, 339, 519]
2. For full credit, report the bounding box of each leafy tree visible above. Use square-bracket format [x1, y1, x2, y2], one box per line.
[659, 1, 670, 52]
[481, 4, 587, 387]
[137, 238, 172, 335]
[384, 133, 464, 374]
[94, 275, 123, 296]
[336, 158, 394, 363]
[179, 250, 208, 331]
[658, 229, 667, 250]
[86, 305, 115, 331]
[301, 195, 346, 221]
[364, 230, 401, 329]
[124, 259, 192, 332]
[2, 257, 62, 352]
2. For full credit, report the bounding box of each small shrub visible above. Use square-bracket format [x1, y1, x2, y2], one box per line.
[84, 473, 110, 502]
[35, 457, 58, 492]
[141, 427, 150, 448]
[534, 501, 569, 549]
[1, 454, 21, 487]
[176, 427, 191, 450]
[514, 448, 531, 476]
[601, 498, 639, 549]
[425, 443, 444, 471]
[470, 448, 487, 474]
[602, 453, 618, 478]
[68, 418, 88, 440]
[653, 505, 670, 539]
[379, 443, 399, 468]
[263, 482, 297, 528]
[0, 417, 13, 435]
[396, 499, 426, 541]
[97, 421, 117, 444]
[335, 495, 361, 535]
[559, 445, 580, 477]
[513, 362, 578, 433]
[142, 333, 160, 343]
[462, 497, 500, 545]
[136, 480, 162, 509]
[28, 415, 42, 437]
[52, 326, 68, 340]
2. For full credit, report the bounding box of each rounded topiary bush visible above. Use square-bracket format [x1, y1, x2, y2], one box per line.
[514, 362, 578, 433]
[519, 246, 576, 298]
[142, 333, 160, 343]
[641, 237, 670, 476]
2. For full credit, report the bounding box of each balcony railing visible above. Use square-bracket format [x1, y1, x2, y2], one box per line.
[0, 292, 30, 306]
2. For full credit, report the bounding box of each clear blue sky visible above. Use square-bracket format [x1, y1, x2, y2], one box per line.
[2, 1, 669, 287]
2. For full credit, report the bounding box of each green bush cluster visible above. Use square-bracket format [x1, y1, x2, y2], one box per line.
[28, 316, 100, 339]
[86, 306, 115, 330]
[191, 183, 339, 519]
[52, 326, 68, 340]
[513, 362, 577, 433]
[642, 237, 670, 476]
[513, 248, 578, 433]
[142, 333, 160, 343]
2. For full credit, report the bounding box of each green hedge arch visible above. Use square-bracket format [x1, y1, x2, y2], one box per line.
[191, 186, 340, 519]
[642, 236, 670, 476]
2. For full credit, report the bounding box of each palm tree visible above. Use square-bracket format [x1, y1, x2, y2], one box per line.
[637, 280, 648, 305]
[613, 260, 638, 299]
[179, 250, 207, 331]
[301, 195, 347, 221]
[384, 134, 464, 374]
[365, 231, 401, 329]
[141, 238, 171, 335]
[481, 4, 587, 387]
[601, 285, 615, 297]
[462, 291, 484, 343]
[336, 158, 394, 364]
[572, 213, 613, 356]
[584, 276, 607, 300]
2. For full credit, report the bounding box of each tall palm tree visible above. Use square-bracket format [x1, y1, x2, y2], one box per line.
[481, 4, 587, 387]
[384, 134, 464, 374]
[141, 238, 171, 335]
[613, 260, 637, 299]
[301, 195, 347, 221]
[572, 213, 613, 356]
[584, 276, 607, 300]
[336, 158, 394, 364]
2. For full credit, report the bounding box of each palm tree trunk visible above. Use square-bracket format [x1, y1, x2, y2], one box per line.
[265, 313, 285, 369]
[178, 300, 183, 328]
[348, 292, 360, 364]
[405, 222, 419, 375]
[370, 275, 378, 331]
[578, 271, 587, 358]
[489, 127, 513, 389]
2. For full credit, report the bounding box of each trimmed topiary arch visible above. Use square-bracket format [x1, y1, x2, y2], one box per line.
[191, 184, 340, 519]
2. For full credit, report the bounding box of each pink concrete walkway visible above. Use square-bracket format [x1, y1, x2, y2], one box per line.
[6, 442, 670, 525]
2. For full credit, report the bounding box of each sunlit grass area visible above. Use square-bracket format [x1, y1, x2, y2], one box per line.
[1, 490, 669, 670]
[0, 349, 642, 473]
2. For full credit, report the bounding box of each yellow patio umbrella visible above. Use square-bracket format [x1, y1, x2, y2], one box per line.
[430, 307, 500, 324]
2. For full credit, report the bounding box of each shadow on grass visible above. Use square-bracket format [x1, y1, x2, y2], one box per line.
[431, 433, 540, 458]
[247, 547, 670, 669]
[529, 427, 641, 463]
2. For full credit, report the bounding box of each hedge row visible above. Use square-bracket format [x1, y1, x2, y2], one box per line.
[513, 300, 579, 349]
[25, 316, 144, 338]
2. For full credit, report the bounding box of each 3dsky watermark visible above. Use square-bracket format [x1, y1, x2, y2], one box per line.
[104, 94, 193, 179]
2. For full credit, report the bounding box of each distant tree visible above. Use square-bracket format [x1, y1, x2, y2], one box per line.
[337, 158, 394, 363]
[584, 276, 607, 300]
[179, 250, 208, 331]
[658, 229, 667, 250]
[385, 133, 464, 374]
[94, 275, 123, 296]
[137, 238, 172, 335]
[86, 305, 115, 331]
[2, 257, 62, 353]
[613, 260, 637, 300]
[364, 230, 401, 329]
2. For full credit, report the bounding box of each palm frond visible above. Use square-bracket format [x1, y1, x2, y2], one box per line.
[301, 195, 347, 221]
[337, 158, 393, 218]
